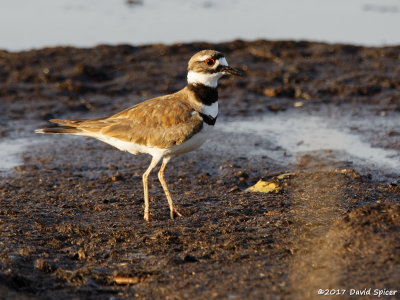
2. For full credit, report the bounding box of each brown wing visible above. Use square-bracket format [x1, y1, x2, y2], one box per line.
[50, 94, 203, 148]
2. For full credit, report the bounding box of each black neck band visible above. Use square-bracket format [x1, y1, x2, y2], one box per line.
[187, 83, 218, 106]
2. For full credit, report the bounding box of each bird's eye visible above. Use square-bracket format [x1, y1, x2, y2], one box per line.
[205, 58, 215, 67]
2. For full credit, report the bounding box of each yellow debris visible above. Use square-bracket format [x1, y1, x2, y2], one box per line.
[246, 180, 281, 193]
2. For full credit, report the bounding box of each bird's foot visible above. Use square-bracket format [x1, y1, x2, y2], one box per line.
[144, 211, 150, 222]
[170, 208, 183, 220]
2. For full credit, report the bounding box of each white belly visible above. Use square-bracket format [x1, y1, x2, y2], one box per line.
[87, 133, 169, 158]
[167, 125, 212, 156]
[79, 125, 213, 158]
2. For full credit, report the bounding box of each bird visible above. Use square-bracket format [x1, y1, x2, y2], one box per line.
[36, 49, 243, 221]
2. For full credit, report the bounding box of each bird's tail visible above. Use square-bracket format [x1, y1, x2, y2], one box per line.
[35, 126, 82, 134]
[35, 119, 84, 135]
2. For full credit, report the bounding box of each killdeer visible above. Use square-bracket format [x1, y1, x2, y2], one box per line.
[36, 50, 243, 221]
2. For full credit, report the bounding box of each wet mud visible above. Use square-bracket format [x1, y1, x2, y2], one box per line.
[1, 40, 400, 299]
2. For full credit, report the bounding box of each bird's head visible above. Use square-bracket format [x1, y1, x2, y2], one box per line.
[187, 50, 244, 88]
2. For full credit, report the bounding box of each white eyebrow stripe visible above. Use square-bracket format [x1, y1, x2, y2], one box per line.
[197, 55, 228, 65]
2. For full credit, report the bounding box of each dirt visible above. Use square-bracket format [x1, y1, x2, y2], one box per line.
[0, 40, 400, 299]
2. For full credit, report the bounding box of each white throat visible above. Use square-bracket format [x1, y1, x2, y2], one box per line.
[187, 71, 223, 88]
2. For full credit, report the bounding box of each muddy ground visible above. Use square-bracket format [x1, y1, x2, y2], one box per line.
[0, 40, 400, 299]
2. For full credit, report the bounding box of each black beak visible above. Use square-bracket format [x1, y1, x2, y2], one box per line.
[220, 65, 245, 77]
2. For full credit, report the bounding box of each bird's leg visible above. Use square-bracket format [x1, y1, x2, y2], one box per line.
[158, 157, 182, 219]
[142, 156, 161, 221]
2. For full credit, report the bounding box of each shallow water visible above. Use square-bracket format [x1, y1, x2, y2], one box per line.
[1, 0, 400, 51]
[218, 106, 400, 181]
[0, 138, 33, 174]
